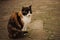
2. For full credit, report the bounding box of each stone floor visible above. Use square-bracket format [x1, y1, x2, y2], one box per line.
[0, 0, 60, 40]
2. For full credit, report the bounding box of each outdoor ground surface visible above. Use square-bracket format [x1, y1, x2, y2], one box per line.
[0, 0, 60, 40]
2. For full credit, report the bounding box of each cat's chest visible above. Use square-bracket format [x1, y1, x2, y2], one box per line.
[22, 16, 31, 25]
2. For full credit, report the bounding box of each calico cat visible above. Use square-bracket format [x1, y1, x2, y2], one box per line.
[7, 5, 32, 38]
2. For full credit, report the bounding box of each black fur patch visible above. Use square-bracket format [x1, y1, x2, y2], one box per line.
[22, 5, 32, 16]
[16, 12, 23, 30]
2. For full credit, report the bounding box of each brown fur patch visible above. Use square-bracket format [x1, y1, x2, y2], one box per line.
[10, 11, 24, 27]
[7, 11, 24, 38]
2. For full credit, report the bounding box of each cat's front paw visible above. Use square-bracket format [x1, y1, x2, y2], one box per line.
[22, 27, 27, 31]
[22, 28, 28, 34]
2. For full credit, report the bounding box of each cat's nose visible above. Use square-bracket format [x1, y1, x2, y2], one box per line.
[28, 15, 30, 16]
[27, 14, 30, 17]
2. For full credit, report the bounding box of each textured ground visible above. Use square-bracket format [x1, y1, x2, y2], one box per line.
[0, 0, 60, 40]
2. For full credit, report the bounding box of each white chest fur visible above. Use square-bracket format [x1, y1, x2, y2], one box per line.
[22, 16, 31, 25]
[22, 15, 32, 31]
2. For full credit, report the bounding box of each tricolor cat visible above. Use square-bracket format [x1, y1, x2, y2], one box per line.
[7, 5, 32, 38]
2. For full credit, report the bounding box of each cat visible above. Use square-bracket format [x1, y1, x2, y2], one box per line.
[7, 5, 32, 38]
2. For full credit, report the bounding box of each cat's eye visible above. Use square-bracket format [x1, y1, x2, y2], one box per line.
[23, 11, 28, 13]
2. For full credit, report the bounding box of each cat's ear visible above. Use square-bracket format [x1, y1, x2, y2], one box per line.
[29, 5, 32, 13]
[22, 7, 25, 9]
[22, 7, 25, 11]
[29, 5, 32, 8]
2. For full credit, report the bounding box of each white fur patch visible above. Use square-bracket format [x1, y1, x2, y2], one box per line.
[22, 12, 32, 31]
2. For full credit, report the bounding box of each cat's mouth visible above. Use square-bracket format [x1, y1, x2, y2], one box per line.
[27, 14, 32, 17]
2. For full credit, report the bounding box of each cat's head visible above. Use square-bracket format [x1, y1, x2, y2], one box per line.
[22, 5, 32, 16]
